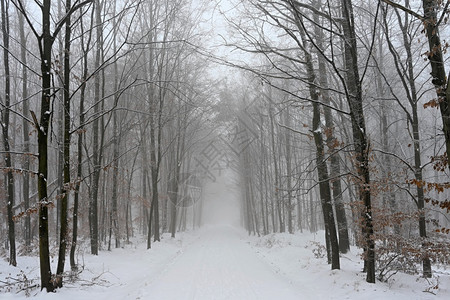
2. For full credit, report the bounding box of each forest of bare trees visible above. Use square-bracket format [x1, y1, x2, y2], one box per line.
[0, 0, 449, 293]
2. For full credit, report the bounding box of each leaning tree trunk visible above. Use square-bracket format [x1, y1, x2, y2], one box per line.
[421, 0, 450, 169]
[341, 0, 375, 283]
[312, 0, 350, 253]
[304, 40, 340, 270]
[291, 5, 340, 269]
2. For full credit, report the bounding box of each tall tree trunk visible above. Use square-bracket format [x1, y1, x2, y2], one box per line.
[309, 181, 316, 233]
[1, 0, 16, 267]
[34, 0, 54, 291]
[89, 0, 104, 255]
[383, 1, 432, 277]
[290, 6, 340, 268]
[341, 0, 375, 283]
[284, 108, 293, 234]
[70, 7, 93, 271]
[56, 0, 72, 287]
[258, 114, 268, 235]
[146, 0, 162, 246]
[110, 77, 120, 249]
[305, 44, 340, 271]
[170, 106, 187, 238]
[17, 5, 31, 251]
[412, 108, 432, 277]
[110, 0, 120, 249]
[376, 15, 400, 240]
[421, 0, 450, 169]
[312, 0, 350, 253]
[268, 100, 284, 232]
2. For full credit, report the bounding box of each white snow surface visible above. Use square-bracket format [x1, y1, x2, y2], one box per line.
[1, 225, 449, 300]
[1, 171, 449, 299]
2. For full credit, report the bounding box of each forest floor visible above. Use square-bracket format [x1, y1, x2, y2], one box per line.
[0, 224, 449, 300]
[2, 173, 450, 299]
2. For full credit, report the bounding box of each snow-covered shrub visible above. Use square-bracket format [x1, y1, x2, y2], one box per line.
[254, 233, 292, 248]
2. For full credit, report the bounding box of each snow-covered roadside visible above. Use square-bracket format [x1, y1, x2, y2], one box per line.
[248, 231, 450, 300]
[0, 230, 200, 300]
[1, 226, 449, 300]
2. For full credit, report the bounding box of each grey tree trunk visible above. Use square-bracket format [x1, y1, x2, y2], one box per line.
[1, 0, 16, 267]
[31, 0, 54, 291]
[70, 6, 93, 270]
[269, 101, 284, 232]
[304, 41, 340, 270]
[89, 0, 104, 256]
[17, 5, 31, 251]
[284, 108, 294, 234]
[312, 1, 350, 253]
[56, 0, 72, 286]
[421, 0, 450, 169]
[383, 2, 432, 277]
[341, 0, 375, 283]
[110, 1, 120, 249]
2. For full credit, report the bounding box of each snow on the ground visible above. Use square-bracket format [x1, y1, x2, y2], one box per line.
[1, 225, 449, 299]
[249, 230, 450, 300]
[0, 230, 200, 300]
[1, 169, 449, 299]
[142, 225, 300, 299]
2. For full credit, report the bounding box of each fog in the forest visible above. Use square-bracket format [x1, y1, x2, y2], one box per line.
[1, 0, 450, 296]
[201, 169, 241, 227]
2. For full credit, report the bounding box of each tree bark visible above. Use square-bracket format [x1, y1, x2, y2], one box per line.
[34, 0, 55, 291]
[17, 4, 31, 251]
[1, 0, 17, 267]
[341, 0, 375, 283]
[269, 100, 284, 232]
[70, 6, 93, 271]
[421, 0, 450, 169]
[312, 1, 350, 253]
[89, 0, 104, 255]
[55, 0, 72, 287]
[306, 47, 340, 270]
[284, 108, 294, 234]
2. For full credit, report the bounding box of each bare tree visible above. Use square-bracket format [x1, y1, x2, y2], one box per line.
[13, 0, 92, 291]
[381, 1, 432, 278]
[16, 3, 31, 252]
[381, 0, 450, 169]
[1, 0, 17, 267]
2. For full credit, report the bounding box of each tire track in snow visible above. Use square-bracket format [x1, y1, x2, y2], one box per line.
[140, 225, 301, 300]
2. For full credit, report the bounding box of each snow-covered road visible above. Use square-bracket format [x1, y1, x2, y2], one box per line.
[138, 225, 300, 300]
[5, 169, 448, 300]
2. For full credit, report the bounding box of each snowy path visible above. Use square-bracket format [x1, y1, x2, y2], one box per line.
[136, 225, 300, 300]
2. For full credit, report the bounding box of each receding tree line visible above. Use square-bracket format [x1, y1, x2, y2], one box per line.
[0, 0, 449, 293]
[223, 0, 449, 284]
[1, 0, 213, 292]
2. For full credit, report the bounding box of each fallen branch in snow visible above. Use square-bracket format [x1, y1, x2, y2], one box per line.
[422, 276, 440, 296]
[57, 269, 114, 288]
[423, 290, 437, 296]
[78, 271, 114, 287]
[0, 270, 39, 297]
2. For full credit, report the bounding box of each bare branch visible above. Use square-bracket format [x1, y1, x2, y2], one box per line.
[380, 0, 424, 21]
